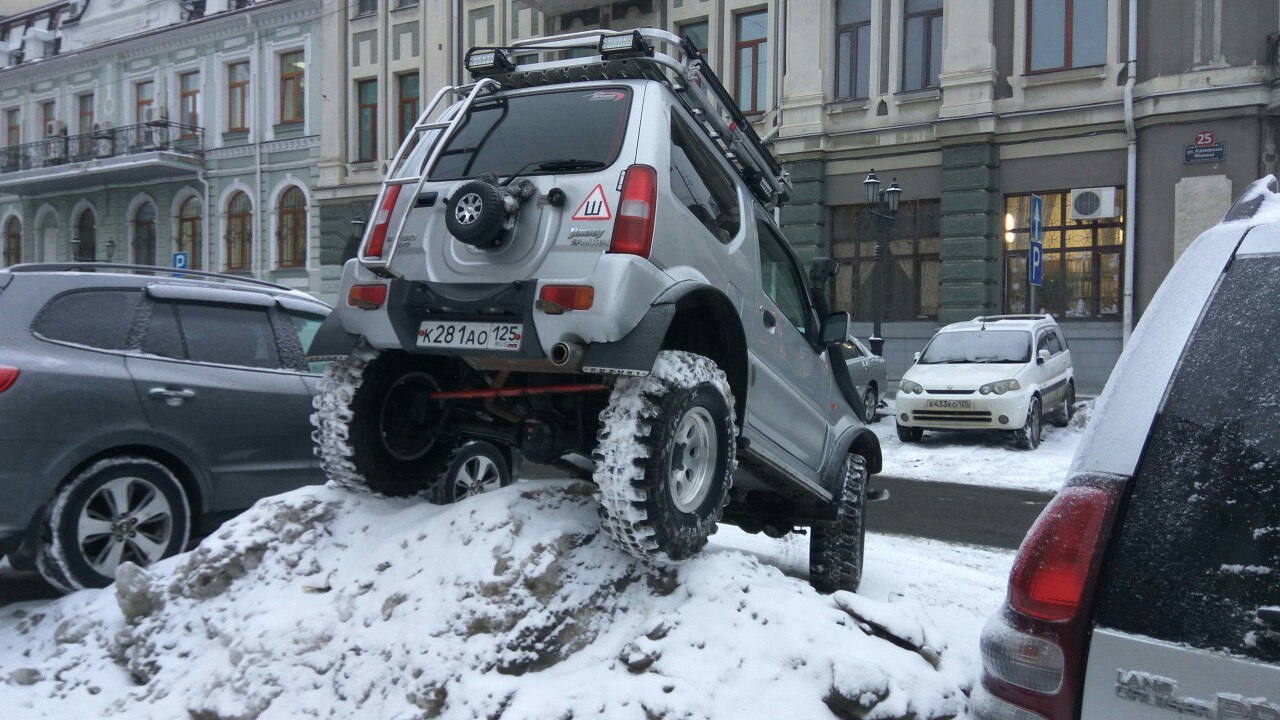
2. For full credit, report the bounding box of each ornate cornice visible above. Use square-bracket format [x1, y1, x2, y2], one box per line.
[204, 134, 319, 159]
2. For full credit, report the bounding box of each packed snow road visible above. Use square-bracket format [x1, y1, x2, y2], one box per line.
[0, 481, 1012, 720]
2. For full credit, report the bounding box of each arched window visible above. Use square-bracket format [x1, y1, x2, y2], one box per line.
[277, 186, 307, 268]
[225, 191, 252, 270]
[3, 216, 20, 267]
[74, 209, 96, 262]
[133, 202, 156, 266]
[178, 196, 202, 270]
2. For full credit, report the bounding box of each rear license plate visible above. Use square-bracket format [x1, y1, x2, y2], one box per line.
[926, 399, 972, 409]
[416, 321, 523, 351]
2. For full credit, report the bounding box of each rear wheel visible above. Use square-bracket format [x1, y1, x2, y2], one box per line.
[809, 454, 868, 594]
[862, 388, 878, 424]
[1014, 396, 1044, 450]
[896, 423, 923, 443]
[311, 345, 455, 497]
[433, 441, 511, 504]
[36, 457, 191, 591]
[594, 350, 737, 563]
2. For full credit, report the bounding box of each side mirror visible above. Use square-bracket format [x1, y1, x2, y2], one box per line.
[819, 311, 850, 346]
[1037, 349, 1051, 364]
[913, 351, 921, 362]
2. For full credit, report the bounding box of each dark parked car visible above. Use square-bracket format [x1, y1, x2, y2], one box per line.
[972, 182, 1279, 719]
[0, 264, 331, 591]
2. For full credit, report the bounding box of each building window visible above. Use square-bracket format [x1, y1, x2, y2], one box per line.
[279, 50, 305, 124]
[398, 72, 419, 142]
[6, 109, 18, 146]
[357, 79, 378, 162]
[680, 19, 709, 55]
[1028, 0, 1107, 72]
[830, 199, 941, 321]
[134, 81, 154, 123]
[835, 0, 872, 101]
[468, 6, 495, 48]
[228, 61, 250, 132]
[3, 216, 20, 267]
[225, 191, 252, 271]
[357, 0, 376, 15]
[78, 94, 94, 134]
[133, 202, 156, 266]
[734, 10, 768, 113]
[902, 0, 942, 91]
[178, 196, 202, 270]
[1003, 190, 1124, 318]
[277, 186, 306, 268]
[74, 209, 96, 262]
[179, 72, 200, 138]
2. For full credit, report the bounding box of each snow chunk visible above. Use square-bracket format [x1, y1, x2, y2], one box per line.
[0, 482, 970, 719]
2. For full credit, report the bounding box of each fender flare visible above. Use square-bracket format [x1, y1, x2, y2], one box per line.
[580, 281, 735, 377]
[830, 425, 883, 483]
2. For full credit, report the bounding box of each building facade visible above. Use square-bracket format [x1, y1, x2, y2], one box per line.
[0, 0, 326, 297]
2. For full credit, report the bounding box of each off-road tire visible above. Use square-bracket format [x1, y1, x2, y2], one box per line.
[432, 440, 511, 504]
[311, 344, 455, 497]
[36, 457, 191, 592]
[809, 454, 868, 594]
[1051, 382, 1076, 428]
[897, 423, 923, 443]
[1014, 395, 1044, 450]
[593, 350, 737, 564]
[445, 180, 507, 248]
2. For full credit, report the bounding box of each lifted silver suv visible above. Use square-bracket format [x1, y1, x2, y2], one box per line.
[310, 29, 882, 592]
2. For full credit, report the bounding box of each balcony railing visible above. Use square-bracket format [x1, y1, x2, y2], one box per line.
[0, 121, 203, 174]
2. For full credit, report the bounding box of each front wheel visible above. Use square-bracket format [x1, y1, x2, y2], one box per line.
[1051, 382, 1076, 428]
[1014, 396, 1043, 450]
[896, 423, 923, 443]
[593, 350, 737, 563]
[36, 457, 191, 591]
[810, 454, 868, 594]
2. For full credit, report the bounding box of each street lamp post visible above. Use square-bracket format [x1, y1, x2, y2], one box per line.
[862, 170, 902, 357]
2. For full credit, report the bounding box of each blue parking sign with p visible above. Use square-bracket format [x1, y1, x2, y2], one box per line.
[172, 252, 189, 270]
[1028, 194, 1043, 287]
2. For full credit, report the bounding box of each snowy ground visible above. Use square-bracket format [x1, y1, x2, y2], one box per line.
[0, 482, 1012, 720]
[867, 397, 1092, 493]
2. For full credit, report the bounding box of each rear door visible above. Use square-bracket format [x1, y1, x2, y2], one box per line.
[125, 291, 316, 513]
[1080, 250, 1280, 717]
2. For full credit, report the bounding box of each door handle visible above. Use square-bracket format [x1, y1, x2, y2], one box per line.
[149, 387, 196, 406]
[762, 309, 776, 328]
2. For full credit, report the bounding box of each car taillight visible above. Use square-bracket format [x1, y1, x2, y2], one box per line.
[976, 476, 1126, 720]
[609, 164, 657, 258]
[538, 284, 594, 311]
[0, 365, 17, 394]
[347, 284, 388, 310]
[362, 185, 403, 260]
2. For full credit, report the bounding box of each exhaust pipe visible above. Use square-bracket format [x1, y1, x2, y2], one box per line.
[549, 341, 584, 369]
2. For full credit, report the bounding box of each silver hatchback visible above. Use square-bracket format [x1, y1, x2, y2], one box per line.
[0, 264, 330, 591]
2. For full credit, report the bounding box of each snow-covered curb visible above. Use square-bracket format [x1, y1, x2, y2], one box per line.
[0, 482, 983, 720]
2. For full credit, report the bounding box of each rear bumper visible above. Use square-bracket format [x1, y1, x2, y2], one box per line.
[895, 392, 1030, 430]
[0, 439, 62, 545]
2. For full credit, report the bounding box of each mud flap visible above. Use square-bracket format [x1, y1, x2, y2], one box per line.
[581, 303, 677, 376]
[306, 312, 361, 361]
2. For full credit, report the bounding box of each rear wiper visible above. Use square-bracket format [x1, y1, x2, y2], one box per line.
[537, 159, 605, 171]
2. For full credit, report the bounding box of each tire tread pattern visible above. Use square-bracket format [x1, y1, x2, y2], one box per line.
[809, 454, 868, 594]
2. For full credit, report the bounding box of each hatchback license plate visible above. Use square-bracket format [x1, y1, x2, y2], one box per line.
[926, 399, 972, 409]
[417, 321, 522, 351]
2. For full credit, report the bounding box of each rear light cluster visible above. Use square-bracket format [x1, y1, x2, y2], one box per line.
[975, 478, 1126, 720]
[0, 365, 17, 394]
[609, 164, 657, 258]
[538, 285, 594, 312]
[362, 185, 403, 260]
[347, 284, 388, 310]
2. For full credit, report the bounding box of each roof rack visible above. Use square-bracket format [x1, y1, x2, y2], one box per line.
[971, 314, 1051, 323]
[4, 263, 297, 293]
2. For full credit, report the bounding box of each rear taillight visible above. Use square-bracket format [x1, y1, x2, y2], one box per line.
[538, 284, 594, 311]
[0, 365, 17, 394]
[609, 164, 657, 258]
[976, 475, 1126, 720]
[362, 185, 403, 260]
[347, 284, 388, 310]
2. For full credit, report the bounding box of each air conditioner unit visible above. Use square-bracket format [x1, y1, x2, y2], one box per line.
[44, 119, 66, 137]
[1068, 187, 1119, 221]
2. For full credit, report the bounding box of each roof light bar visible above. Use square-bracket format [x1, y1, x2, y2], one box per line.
[599, 31, 651, 58]
[465, 48, 515, 77]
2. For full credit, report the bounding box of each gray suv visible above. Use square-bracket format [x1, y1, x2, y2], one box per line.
[0, 264, 330, 591]
[973, 180, 1280, 719]
[310, 29, 883, 592]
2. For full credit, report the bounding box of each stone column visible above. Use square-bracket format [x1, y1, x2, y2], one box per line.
[779, 159, 826, 263]
[938, 142, 1000, 324]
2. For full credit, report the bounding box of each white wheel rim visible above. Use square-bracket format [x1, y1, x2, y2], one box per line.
[453, 453, 501, 500]
[669, 406, 718, 513]
[78, 476, 174, 576]
[455, 193, 483, 225]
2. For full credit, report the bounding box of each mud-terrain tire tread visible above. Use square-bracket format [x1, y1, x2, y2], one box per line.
[311, 343, 455, 497]
[592, 350, 737, 564]
[809, 454, 868, 594]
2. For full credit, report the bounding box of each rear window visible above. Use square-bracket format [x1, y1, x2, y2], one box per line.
[424, 87, 632, 181]
[33, 289, 141, 350]
[1094, 254, 1280, 664]
[919, 330, 1031, 364]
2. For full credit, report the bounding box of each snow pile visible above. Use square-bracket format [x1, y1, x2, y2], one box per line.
[869, 399, 1092, 493]
[0, 482, 974, 720]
